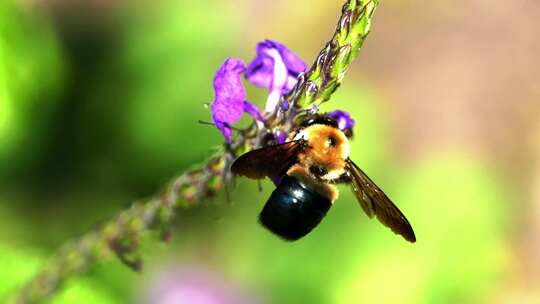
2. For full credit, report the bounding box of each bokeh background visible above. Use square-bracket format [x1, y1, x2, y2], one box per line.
[1, 0, 539, 303]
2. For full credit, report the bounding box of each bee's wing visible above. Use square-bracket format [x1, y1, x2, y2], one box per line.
[231, 140, 305, 180]
[346, 159, 416, 243]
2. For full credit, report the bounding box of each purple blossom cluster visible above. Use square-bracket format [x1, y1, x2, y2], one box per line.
[210, 40, 355, 143]
[146, 266, 255, 304]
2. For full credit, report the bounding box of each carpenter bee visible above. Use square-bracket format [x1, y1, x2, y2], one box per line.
[231, 114, 415, 242]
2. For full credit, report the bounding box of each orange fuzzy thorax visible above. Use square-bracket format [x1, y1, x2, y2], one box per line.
[293, 124, 350, 181]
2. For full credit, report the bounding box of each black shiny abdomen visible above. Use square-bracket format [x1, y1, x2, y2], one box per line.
[259, 176, 332, 240]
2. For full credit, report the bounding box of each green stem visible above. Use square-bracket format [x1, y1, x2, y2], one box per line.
[9, 153, 229, 304]
[288, 0, 378, 109]
[9, 0, 379, 302]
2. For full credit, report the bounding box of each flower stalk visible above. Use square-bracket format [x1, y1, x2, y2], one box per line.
[286, 0, 378, 109]
[9, 0, 379, 302]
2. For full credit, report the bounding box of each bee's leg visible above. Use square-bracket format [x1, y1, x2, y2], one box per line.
[330, 172, 352, 184]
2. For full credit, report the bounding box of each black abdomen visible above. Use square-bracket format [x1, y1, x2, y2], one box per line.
[259, 176, 332, 240]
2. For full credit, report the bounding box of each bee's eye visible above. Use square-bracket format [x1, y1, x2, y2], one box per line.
[327, 136, 337, 147]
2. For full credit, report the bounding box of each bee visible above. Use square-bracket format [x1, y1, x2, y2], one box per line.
[231, 114, 415, 242]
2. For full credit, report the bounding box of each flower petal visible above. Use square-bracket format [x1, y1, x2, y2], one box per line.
[211, 58, 247, 142]
[211, 58, 246, 123]
[328, 110, 355, 131]
[246, 40, 307, 92]
[244, 55, 274, 89]
[273, 129, 287, 145]
[269, 40, 307, 76]
[243, 101, 264, 122]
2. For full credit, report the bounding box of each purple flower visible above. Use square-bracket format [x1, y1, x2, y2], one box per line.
[146, 266, 256, 304]
[246, 40, 307, 112]
[273, 129, 287, 145]
[211, 58, 262, 143]
[328, 110, 355, 134]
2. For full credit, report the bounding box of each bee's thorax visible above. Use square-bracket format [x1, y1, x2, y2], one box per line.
[295, 124, 349, 181]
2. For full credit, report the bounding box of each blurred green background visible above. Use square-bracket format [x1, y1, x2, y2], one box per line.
[1, 0, 539, 303]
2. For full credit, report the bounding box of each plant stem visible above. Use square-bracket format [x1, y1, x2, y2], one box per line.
[288, 0, 378, 109]
[9, 0, 379, 302]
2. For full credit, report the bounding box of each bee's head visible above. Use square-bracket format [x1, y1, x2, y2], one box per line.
[294, 122, 350, 181]
[298, 112, 354, 138]
[299, 114, 339, 129]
